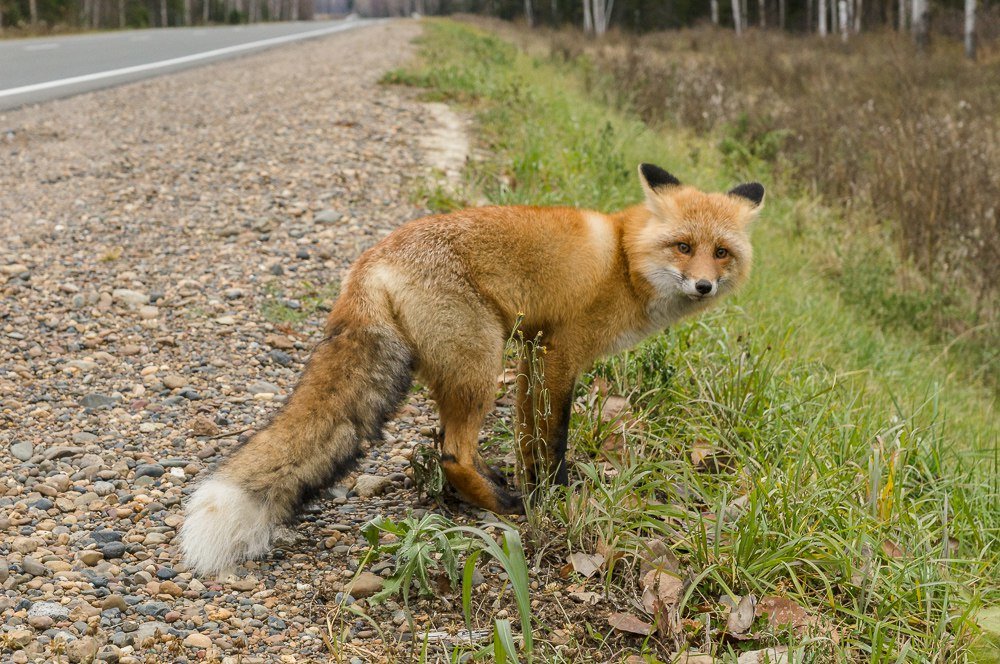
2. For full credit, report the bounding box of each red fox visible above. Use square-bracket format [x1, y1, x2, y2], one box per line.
[181, 164, 763, 575]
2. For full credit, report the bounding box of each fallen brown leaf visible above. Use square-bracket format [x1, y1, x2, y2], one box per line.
[882, 540, 905, 559]
[723, 594, 756, 635]
[608, 612, 653, 636]
[736, 647, 789, 664]
[641, 569, 684, 635]
[638, 538, 681, 578]
[755, 596, 811, 631]
[568, 552, 605, 579]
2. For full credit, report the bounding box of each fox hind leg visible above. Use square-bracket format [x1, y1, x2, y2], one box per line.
[434, 382, 524, 515]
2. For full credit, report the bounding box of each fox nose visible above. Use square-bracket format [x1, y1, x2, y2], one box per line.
[695, 280, 713, 295]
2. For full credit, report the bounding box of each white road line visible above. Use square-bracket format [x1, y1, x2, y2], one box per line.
[24, 43, 60, 51]
[0, 20, 368, 100]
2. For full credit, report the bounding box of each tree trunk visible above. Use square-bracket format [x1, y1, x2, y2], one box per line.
[853, 0, 862, 32]
[29, 0, 38, 24]
[758, 0, 765, 27]
[731, 0, 742, 34]
[291, 0, 298, 19]
[524, 0, 533, 27]
[964, 0, 976, 60]
[779, 0, 786, 28]
[838, 0, 848, 40]
[184, 0, 191, 23]
[161, 0, 168, 25]
[898, 0, 906, 31]
[711, 0, 719, 25]
[818, 0, 827, 35]
[204, 0, 211, 22]
[912, 0, 929, 51]
[583, 0, 592, 33]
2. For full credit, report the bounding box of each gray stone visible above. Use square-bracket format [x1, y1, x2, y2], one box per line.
[72, 432, 98, 444]
[133, 621, 169, 644]
[101, 542, 126, 559]
[133, 464, 164, 479]
[247, 380, 282, 395]
[22, 557, 47, 577]
[111, 289, 149, 307]
[91, 529, 122, 543]
[66, 636, 99, 663]
[352, 474, 392, 498]
[10, 440, 33, 461]
[79, 394, 119, 409]
[315, 209, 343, 224]
[44, 446, 84, 461]
[28, 601, 70, 621]
[345, 571, 384, 598]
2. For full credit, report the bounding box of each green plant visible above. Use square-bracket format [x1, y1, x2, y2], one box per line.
[361, 513, 535, 658]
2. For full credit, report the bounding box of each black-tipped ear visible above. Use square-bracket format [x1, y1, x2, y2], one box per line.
[728, 182, 765, 207]
[639, 163, 681, 191]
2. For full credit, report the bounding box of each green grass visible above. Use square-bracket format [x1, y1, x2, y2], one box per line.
[377, 20, 998, 662]
[259, 280, 340, 326]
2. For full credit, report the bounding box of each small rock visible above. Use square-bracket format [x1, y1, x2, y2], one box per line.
[183, 632, 213, 649]
[28, 615, 54, 630]
[162, 374, 187, 389]
[247, 380, 282, 395]
[12, 536, 39, 554]
[138, 305, 159, 319]
[268, 349, 293, 366]
[44, 446, 84, 460]
[10, 440, 33, 461]
[28, 601, 71, 621]
[101, 542, 126, 559]
[22, 556, 47, 577]
[265, 333, 294, 349]
[80, 393, 119, 409]
[73, 432, 99, 444]
[79, 550, 104, 566]
[345, 572, 384, 598]
[314, 209, 343, 224]
[353, 474, 392, 498]
[189, 416, 220, 437]
[102, 595, 128, 612]
[134, 464, 164, 479]
[112, 289, 149, 307]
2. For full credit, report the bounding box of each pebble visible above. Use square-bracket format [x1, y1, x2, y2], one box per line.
[353, 474, 392, 498]
[0, 20, 476, 664]
[10, 440, 34, 461]
[345, 572, 385, 598]
[183, 632, 213, 649]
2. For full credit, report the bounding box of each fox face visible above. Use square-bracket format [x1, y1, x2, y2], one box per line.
[631, 164, 763, 304]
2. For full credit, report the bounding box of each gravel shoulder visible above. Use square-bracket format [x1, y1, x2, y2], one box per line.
[0, 20, 491, 663]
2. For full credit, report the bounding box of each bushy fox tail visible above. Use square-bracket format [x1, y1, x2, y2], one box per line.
[180, 307, 412, 577]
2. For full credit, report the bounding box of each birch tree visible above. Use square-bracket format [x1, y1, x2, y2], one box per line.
[912, 0, 929, 51]
[731, 0, 742, 35]
[582, 0, 592, 33]
[710, 0, 719, 25]
[838, 0, 848, 40]
[818, 0, 827, 36]
[524, 0, 533, 27]
[592, 0, 613, 35]
[965, 0, 976, 60]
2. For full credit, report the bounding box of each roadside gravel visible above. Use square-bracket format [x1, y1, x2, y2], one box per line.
[0, 20, 489, 663]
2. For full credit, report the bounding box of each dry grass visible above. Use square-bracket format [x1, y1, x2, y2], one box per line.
[571, 29, 998, 311]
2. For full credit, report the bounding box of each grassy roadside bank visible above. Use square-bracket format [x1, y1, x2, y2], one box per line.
[379, 19, 998, 662]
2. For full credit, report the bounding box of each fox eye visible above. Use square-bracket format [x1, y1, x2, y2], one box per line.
[677, 242, 692, 255]
[714, 247, 729, 259]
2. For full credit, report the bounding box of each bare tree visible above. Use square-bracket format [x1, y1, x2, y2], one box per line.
[29, 0, 38, 24]
[964, 0, 976, 60]
[731, 0, 742, 35]
[184, 0, 191, 24]
[160, 0, 168, 25]
[710, 0, 719, 25]
[853, 0, 862, 32]
[582, 0, 593, 33]
[838, 0, 848, 40]
[818, 0, 827, 36]
[912, 0, 929, 50]
[524, 0, 533, 27]
[898, 0, 907, 30]
[591, 0, 613, 34]
[758, 0, 765, 27]
[119, 0, 126, 27]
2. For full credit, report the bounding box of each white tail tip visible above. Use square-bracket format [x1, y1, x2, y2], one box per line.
[180, 477, 275, 577]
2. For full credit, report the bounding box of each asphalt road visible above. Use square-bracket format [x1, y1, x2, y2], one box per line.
[0, 19, 374, 110]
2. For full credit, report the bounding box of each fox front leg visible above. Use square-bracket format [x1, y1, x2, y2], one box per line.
[516, 352, 576, 494]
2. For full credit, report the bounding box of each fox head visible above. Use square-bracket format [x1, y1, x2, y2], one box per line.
[631, 163, 763, 304]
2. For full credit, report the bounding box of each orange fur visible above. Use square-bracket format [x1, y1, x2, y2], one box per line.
[181, 164, 763, 576]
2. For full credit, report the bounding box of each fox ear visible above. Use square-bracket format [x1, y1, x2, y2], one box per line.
[638, 164, 681, 216]
[638, 163, 681, 194]
[728, 182, 765, 209]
